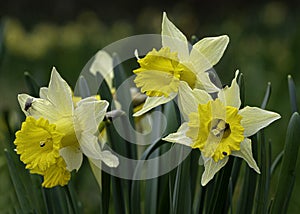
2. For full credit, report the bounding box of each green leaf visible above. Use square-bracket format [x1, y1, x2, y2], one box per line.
[270, 151, 284, 176]
[261, 82, 271, 109]
[172, 149, 192, 214]
[255, 131, 270, 214]
[288, 75, 298, 113]
[237, 72, 245, 108]
[4, 149, 33, 213]
[236, 135, 258, 214]
[77, 75, 91, 98]
[255, 82, 273, 213]
[101, 171, 111, 214]
[271, 112, 300, 213]
[205, 157, 234, 214]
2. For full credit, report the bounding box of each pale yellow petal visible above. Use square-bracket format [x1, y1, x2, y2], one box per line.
[231, 138, 260, 173]
[74, 98, 109, 134]
[192, 35, 229, 66]
[239, 106, 281, 137]
[39, 87, 48, 99]
[79, 133, 102, 159]
[188, 47, 213, 73]
[59, 146, 83, 171]
[201, 156, 229, 186]
[195, 72, 220, 93]
[47, 67, 74, 115]
[162, 122, 192, 147]
[161, 12, 189, 61]
[90, 150, 119, 168]
[218, 70, 241, 108]
[18, 94, 60, 122]
[133, 93, 176, 117]
[178, 81, 211, 120]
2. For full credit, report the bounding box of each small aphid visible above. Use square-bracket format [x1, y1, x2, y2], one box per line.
[24, 98, 34, 111]
[222, 151, 228, 156]
[40, 141, 46, 147]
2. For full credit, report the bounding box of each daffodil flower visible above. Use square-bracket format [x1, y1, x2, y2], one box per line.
[133, 12, 229, 116]
[163, 71, 281, 186]
[14, 67, 119, 188]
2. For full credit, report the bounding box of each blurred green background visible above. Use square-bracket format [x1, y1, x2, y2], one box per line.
[0, 0, 300, 213]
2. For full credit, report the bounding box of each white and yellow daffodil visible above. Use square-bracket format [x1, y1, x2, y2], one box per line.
[14, 67, 119, 188]
[163, 71, 280, 186]
[133, 12, 229, 116]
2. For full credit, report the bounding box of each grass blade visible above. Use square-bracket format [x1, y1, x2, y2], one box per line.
[4, 149, 33, 213]
[271, 112, 300, 213]
[288, 75, 298, 113]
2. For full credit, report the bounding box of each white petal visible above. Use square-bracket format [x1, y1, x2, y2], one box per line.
[195, 72, 220, 93]
[79, 132, 103, 159]
[74, 98, 109, 134]
[178, 82, 211, 121]
[89, 50, 114, 90]
[218, 70, 241, 108]
[80, 132, 119, 168]
[239, 106, 281, 137]
[178, 82, 198, 121]
[192, 35, 229, 66]
[133, 93, 176, 117]
[201, 156, 228, 186]
[161, 12, 189, 61]
[162, 122, 192, 147]
[39, 87, 48, 99]
[59, 146, 83, 171]
[188, 47, 213, 73]
[90, 150, 119, 168]
[18, 94, 60, 122]
[47, 67, 74, 115]
[231, 138, 260, 173]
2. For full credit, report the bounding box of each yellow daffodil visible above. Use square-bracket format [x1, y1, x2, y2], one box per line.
[14, 67, 119, 188]
[133, 12, 229, 116]
[163, 71, 281, 185]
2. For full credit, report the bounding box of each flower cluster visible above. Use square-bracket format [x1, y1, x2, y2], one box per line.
[133, 12, 280, 185]
[13, 12, 280, 188]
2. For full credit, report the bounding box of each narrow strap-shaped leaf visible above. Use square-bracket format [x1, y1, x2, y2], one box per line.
[63, 183, 80, 214]
[112, 53, 137, 160]
[261, 82, 271, 109]
[270, 151, 284, 176]
[236, 136, 258, 214]
[172, 148, 191, 214]
[130, 139, 167, 214]
[4, 149, 33, 213]
[77, 75, 91, 98]
[288, 75, 298, 113]
[255, 131, 270, 214]
[237, 72, 245, 108]
[205, 157, 234, 214]
[271, 112, 300, 213]
[101, 171, 111, 214]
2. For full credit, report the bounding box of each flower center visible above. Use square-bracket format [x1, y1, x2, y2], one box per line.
[186, 99, 244, 162]
[209, 119, 231, 138]
[133, 47, 196, 97]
